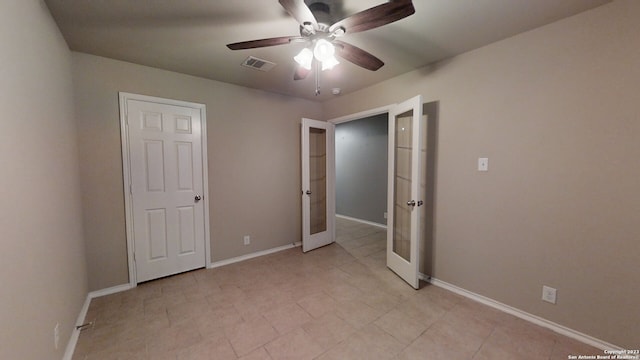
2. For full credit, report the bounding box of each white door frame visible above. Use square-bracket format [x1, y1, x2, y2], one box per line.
[328, 105, 394, 126]
[119, 92, 211, 287]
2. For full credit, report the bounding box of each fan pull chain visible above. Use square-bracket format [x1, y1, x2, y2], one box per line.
[315, 60, 321, 96]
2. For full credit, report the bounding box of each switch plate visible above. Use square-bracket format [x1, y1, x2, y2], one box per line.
[542, 285, 557, 304]
[478, 157, 489, 172]
[383, 212, 387, 219]
[243, 235, 250, 246]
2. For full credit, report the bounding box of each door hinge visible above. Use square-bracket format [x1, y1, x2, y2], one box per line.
[129, 184, 132, 195]
[133, 252, 136, 262]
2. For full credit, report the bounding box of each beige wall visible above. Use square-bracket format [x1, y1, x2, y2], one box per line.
[72, 53, 323, 291]
[0, 1, 88, 359]
[323, 0, 639, 348]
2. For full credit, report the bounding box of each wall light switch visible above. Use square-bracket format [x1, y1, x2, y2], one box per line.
[542, 285, 557, 304]
[478, 157, 489, 172]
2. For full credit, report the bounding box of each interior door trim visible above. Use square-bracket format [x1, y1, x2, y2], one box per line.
[119, 92, 211, 287]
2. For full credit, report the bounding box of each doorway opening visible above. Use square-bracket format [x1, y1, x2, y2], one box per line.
[329, 101, 438, 286]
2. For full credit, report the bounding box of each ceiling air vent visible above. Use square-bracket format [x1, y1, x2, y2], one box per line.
[241, 56, 276, 72]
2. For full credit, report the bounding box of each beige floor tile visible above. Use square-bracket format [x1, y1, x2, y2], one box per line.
[264, 327, 324, 359]
[263, 302, 313, 335]
[396, 299, 447, 328]
[324, 282, 365, 303]
[424, 317, 486, 355]
[397, 334, 473, 360]
[146, 322, 203, 357]
[357, 325, 407, 356]
[549, 336, 602, 360]
[335, 299, 385, 328]
[374, 308, 429, 344]
[337, 236, 371, 249]
[71, 217, 600, 360]
[473, 340, 538, 360]
[297, 291, 338, 318]
[360, 289, 404, 313]
[166, 298, 211, 325]
[440, 303, 496, 340]
[225, 317, 279, 357]
[192, 315, 229, 342]
[317, 325, 404, 360]
[348, 242, 387, 259]
[176, 337, 237, 360]
[238, 347, 273, 360]
[206, 284, 245, 308]
[302, 313, 357, 350]
[480, 320, 556, 359]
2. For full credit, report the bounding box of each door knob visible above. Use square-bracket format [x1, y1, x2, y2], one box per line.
[305, 190, 312, 195]
[407, 200, 416, 206]
[417, 200, 424, 206]
[195, 195, 202, 201]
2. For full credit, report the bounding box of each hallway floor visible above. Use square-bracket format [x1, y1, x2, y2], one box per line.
[72, 217, 600, 359]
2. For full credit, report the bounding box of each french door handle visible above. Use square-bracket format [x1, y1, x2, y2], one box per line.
[407, 200, 416, 206]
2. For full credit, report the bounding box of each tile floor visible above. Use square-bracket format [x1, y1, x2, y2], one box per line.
[73, 217, 601, 359]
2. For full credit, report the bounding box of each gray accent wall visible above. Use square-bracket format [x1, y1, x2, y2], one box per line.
[335, 114, 388, 225]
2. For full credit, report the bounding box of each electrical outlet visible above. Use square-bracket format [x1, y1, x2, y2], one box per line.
[54, 323, 60, 349]
[478, 157, 489, 172]
[243, 235, 250, 246]
[542, 285, 557, 304]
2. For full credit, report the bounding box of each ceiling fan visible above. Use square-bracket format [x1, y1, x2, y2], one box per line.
[226, 0, 415, 83]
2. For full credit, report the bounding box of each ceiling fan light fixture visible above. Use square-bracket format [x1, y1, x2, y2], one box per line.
[294, 48, 313, 70]
[313, 39, 335, 62]
[321, 56, 339, 71]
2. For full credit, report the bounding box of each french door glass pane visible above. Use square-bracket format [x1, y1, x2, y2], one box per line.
[309, 127, 327, 235]
[393, 110, 413, 261]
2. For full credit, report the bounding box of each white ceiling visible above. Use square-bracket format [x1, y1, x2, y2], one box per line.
[45, 0, 610, 101]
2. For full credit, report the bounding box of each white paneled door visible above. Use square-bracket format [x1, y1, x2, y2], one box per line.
[123, 96, 207, 283]
[301, 118, 335, 252]
[387, 95, 424, 289]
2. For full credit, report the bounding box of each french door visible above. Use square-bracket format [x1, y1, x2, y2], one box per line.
[301, 118, 335, 252]
[387, 95, 424, 289]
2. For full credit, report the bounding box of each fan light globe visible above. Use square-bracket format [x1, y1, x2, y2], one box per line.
[294, 48, 313, 70]
[313, 39, 335, 62]
[321, 56, 339, 71]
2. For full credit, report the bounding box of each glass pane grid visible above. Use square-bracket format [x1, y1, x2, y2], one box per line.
[392, 114, 413, 261]
[309, 127, 327, 235]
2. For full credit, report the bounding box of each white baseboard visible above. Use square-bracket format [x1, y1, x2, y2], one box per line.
[62, 283, 133, 360]
[209, 242, 302, 269]
[422, 274, 623, 351]
[336, 214, 387, 229]
[89, 283, 133, 299]
[62, 294, 90, 360]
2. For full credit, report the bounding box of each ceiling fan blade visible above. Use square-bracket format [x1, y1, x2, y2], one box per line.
[227, 36, 303, 50]
[333, 40, 384, 71]
[294, 65, 311, 80]
[329, 0, 415, 35]
[279, 0, 318, 31]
